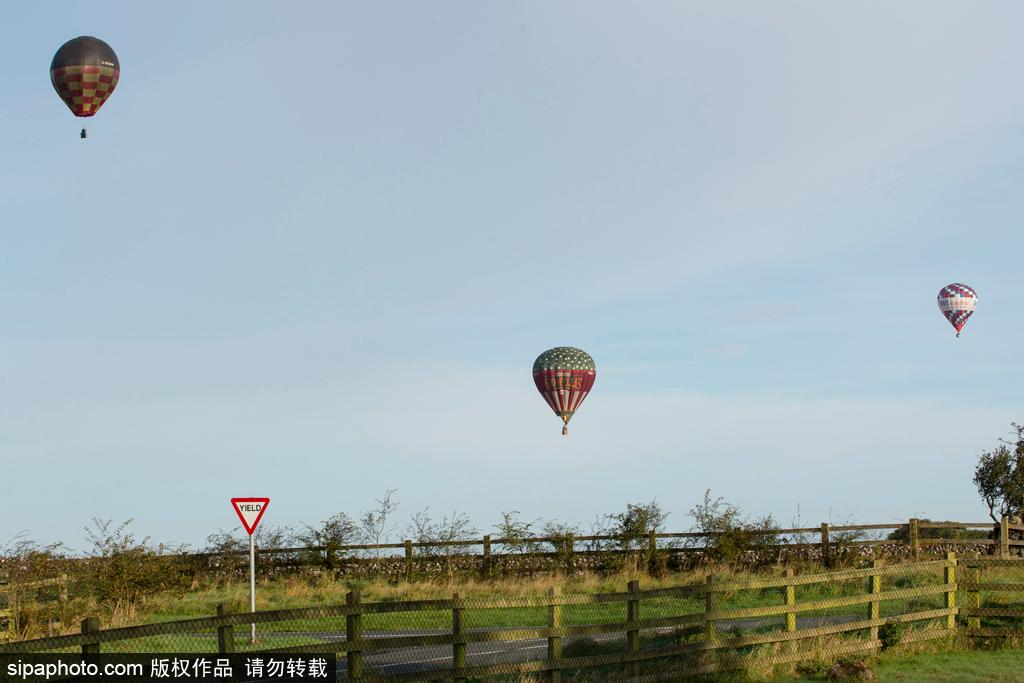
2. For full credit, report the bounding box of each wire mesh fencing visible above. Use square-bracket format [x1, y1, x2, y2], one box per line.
[0, 552, 1016, 681]
[961, 556, 1024, 639]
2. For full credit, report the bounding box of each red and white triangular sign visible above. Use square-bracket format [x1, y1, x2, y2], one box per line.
[231, 497, 270, 536]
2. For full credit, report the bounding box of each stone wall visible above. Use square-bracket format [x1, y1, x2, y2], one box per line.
[186, 541, 1000, 582]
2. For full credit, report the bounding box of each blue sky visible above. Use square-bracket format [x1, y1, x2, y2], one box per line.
[3, 2, 1024, 551]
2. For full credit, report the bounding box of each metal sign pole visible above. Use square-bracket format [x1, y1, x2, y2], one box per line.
[249, 533, 256, 644]
[230, 496, 269, 647]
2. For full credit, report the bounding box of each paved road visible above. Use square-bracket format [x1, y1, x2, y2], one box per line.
[259, 615, 862, 676]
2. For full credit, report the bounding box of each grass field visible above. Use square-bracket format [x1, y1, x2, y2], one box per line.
[17, 562, 988, 637]
[733, 647, 1024, 682]
[140, 563, 958, 625]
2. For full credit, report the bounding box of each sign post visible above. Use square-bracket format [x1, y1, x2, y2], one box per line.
[231, 497, 270, 644]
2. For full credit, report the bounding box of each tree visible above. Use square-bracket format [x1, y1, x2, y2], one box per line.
[974, 423, 1024, 523]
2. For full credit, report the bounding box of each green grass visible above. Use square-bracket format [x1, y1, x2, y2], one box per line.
[541, 635, 1024, 682]
[92, 640, 1024, 679]
[738, 648, 1024, 682]
[135, 565, 955, 629]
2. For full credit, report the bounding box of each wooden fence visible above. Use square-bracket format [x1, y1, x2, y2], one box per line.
[960, 553, 1024, 640]
[0, 556, 981, 681]
[197, 518, 1005, 577]
[0, 575, 68, 641]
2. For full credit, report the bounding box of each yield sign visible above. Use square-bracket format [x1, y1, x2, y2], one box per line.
[231, 497, 270, 535]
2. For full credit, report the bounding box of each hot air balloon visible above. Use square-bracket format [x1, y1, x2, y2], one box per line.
[937, 283, 977, 337]
[50, 36, 120, 139]
[533, 347, 596, 436]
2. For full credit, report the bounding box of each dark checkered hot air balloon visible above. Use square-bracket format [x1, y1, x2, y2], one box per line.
[937, 283, 977, 338]
[50, 36, 120, 138]
[533, 347, 596, 436]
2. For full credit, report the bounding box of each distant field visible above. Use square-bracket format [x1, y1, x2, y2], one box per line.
[142, 563, 956, 626]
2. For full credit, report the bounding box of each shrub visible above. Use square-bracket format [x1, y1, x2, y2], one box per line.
[0, 535, 70, 638]
[405, 508, 477, 579]
[795, 657, 831, 678]
[561, 637, 603, 658]
[295, 514, 356, 570]
[202, 524, 296, 579]
[688, 490, 781, 565]
[358, 490, 399, 559]
[80, 519, 189, 609]
[541, 520, 579, 554]
[494, 512, 542, 555]
[878, 621, 906, 650]
[886, 520, 989, 542]
[609, 500, 669, 552]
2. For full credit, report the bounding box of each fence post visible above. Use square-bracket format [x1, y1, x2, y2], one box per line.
[346, 590, 362, 680]
[868, 560, 881, 640]
[404, 540, 413, 582]
[909, 518, 920, 562]
[81, 617, 100, 662]
[647, 530, 658, 575]
[482, 535, 491, 579]
[58, 574, 69, 603]
[784, 568, 796, 632]
[564, 533, 575, 574]
[10, 588, 18, 638]
[453, 591, 466, 683]
[546, 586, 562, 683]
[967, 555, 981, 631]
[1000, 517, 1010, 558]
[627, 580, 640, 676]
[704, 575, 717, 644]
[820, 523, 830, 568]
[323, 543, 335, 570]
[217, 603, 235, 653]
[945, 551, 957, 630]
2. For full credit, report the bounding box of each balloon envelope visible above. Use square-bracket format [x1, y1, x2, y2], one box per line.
[937, 283, 977, 335]
[50, 36, 120, 118]
[533, 347, 596, 433]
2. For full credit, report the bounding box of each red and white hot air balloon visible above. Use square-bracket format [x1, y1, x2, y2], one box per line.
[937, 283, 977, 338]
[533, 347, 596, 436]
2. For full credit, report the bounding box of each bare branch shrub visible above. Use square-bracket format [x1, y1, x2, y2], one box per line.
[406, 508, 477, 579]
[359, 490, 399, 559]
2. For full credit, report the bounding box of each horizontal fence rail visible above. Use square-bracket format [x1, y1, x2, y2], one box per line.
[0, 555, 991, 681]
[182, 519, 1009, 576]
[960, 555, 1024, 640]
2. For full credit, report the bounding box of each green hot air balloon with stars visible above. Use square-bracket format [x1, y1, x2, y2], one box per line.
[532, 347, 597, 436]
